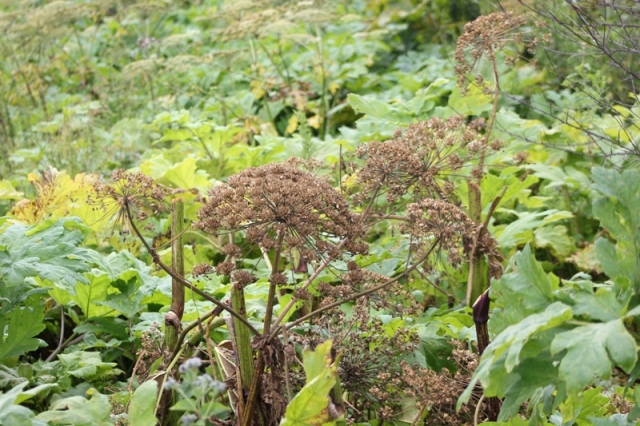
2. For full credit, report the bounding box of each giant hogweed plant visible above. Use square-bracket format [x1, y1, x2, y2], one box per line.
[78, 108, 505, 425]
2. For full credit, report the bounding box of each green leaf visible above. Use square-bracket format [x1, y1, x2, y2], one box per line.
[447, 84, 493, 116]
[97, 277, 144, 318]
[36, 388, 113, 426]
[162, 157, 211, 191]
[588, 414, 636, 426]
[490, 245, 559, 333]
[303, 340, 334, 383]
[14, 383, 59, 405]
[591, 167, 640, 289]
[57, 352, 121, 381]
[550, 319, 637, 394]
[534, 225, 575, 257]
[565, 286, 625, 322]
[0, 180, 23, 200]
[281, 340, 339, 426]
[0, 382, 43, 426]
[0, 218, 92, 292]
[416, 329, 455, 372]
[64, 273, 115, 318]
[347, 94, 392, 118]
[0, 295, 46, 361]
[128, 380, 158, 426]
[493, 302, 572, 375]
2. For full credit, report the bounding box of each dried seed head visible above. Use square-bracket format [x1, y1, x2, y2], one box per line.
[455, 12, 528, 92]
[215, 261, 235, 276]
[405, 199, 477, 268]
[233, 270, 256, 286]
[356, 117, 484, 205]
[196, 161, 366, 260]
[192, 263, 214, 277]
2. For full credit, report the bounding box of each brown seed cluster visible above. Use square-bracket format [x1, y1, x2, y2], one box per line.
[192, 262, 214, 277]
[400, 343, 481, 424]
[88, 169, 169, 227]
[455, 12, 527, 91]
[196, 162, 367, 260]
[356, 116, 484, 204]
[405, 199, 477, 268]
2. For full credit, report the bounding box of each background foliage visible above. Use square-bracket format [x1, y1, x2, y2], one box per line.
[1, 0, 640, 425]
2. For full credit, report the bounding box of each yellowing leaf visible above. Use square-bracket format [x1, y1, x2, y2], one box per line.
[0, 180, 23, 200]
[308, 114, 321, 129]
[11, 168, 101, 229]
[286, 114, 299, 135]
[281, 341, 339, 426]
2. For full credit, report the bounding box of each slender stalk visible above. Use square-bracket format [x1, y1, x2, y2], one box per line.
[124, 201, 260, 335]
[465, 186, 507, 305]
[169, 306, 225, 364]
[269, 238, 348, 332]
[475, 54, 501, 183]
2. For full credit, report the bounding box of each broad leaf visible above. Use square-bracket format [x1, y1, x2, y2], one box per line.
[0, 218, 92, 292]
[0, 295, 46, 361]
[57, 352, 121, 382]
[0, 382, 44, 426]
[36, 388, 113, 426]
[128, 380, 158, 426]
[592, 167, 640, 289]
[281, 340, 339, 426]
[550, 319, 637, 394]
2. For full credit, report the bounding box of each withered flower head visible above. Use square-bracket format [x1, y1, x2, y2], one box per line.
[88, 169, 169, 231]
[196, 162, 366, 259]
[269, 272, 288, 286]
[222, 243, 242, 258]
[192, 263, 214, 277]
[405, 199, 477, 268]
[215, 261, 235, 276]
[356, 117, 484, 204]
[232, 270, 256, 286]
[455, 11, 527, 91]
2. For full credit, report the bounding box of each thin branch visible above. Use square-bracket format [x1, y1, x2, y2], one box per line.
[271, 238, 440, 339]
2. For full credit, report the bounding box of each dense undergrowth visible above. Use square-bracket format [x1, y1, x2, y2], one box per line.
[1, 1, 640, 425]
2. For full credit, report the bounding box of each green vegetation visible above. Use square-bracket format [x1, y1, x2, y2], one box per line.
[1, 0, 640, 425]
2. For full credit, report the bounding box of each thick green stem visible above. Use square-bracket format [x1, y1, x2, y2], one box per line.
[466, 183, 486, 306]
[231, 282, 254, 417]
[165, 198, 185, 352]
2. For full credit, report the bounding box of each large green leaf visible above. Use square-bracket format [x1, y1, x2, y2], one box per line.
[0, 218, 93, 292]
[490, 245, 560, 333]
[550, 319, 637, 394]
[97, 277, 145, 318]
[128, 380, 158, 426]
[36, 389, 113, 426]
[0, 382, 45, 426]
[56, 352, 121, 382]
[0, 295, 45, 361]
[281, 340, 339, 426]
[591, 167, 640, 289]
